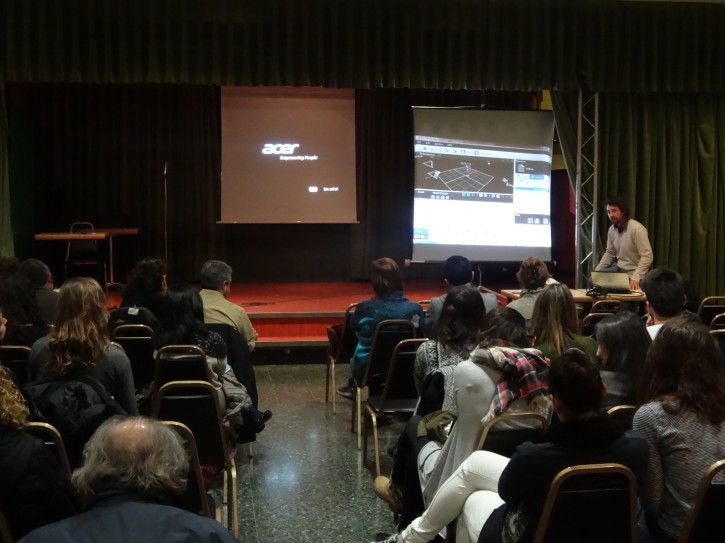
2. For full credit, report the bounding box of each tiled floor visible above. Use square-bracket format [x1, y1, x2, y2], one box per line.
[233, 363, 403, 543]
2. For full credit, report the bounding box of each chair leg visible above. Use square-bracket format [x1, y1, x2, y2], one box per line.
[331, 360, 337, 414]
[227, 458, 239, 539]
[362, 405, 369, 466]
[371, 411, 381, 477]
[356, 388, 363, 450]
[222, 470, 228, 505]
[246, 442, 255, 457]
[350, 387, 357, 434]
[325, 357, 331, 404]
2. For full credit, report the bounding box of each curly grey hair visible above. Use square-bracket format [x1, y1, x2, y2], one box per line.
[200, 259, 232, 290]
[72, 417, 189, 498]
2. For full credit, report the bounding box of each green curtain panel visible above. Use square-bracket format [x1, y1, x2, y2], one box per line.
[599, 93, 725, 296]
[0, 0, 722, 92]
[0, 85, 14, 257]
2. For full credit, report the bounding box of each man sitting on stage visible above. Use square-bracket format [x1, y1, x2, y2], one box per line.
[425, 255, 497, 336]
[199, 259, 257, 351]
[594, 195, 653, 291]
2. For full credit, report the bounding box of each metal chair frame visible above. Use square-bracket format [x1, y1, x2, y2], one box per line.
[475, 411, 549, 451]
[328, 303, 357, 414]
[697, 296, 725, 327]
[532, 463, 638, 543]
[362, 337, 427, 476]
[676, 459, 725, 543]
[25, 421, 72, 478]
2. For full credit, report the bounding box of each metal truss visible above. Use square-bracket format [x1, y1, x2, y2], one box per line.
[574, 90, 600, 288]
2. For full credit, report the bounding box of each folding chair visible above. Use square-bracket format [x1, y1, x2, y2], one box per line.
[709, 312, 725, 330]
[152, 381, 238, 538]
[363, 338, 426, 476]
[65, 221, 107, 285]
[710, 330, 725, 355]
[677, 459, 725, 542]
[580, 312, 612, 336]
[606, 405, 637, 431]
[112, 324, 155, 391]
[532, 464, 638, 543]
[0, 345, 31, 386]
[161, 420, 213, 518]
[25, 422, 72, 477]
[153, 345, 210, 390]
[352, 319, 416, 449]
[328, 303, 358, 414]
[697, 296, 725, 327]
[590, 300, 623, 314]
[476, 412, 549, 456]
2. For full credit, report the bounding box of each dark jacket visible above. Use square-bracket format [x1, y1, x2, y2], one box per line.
[23, 374, 127, 468]
[479, 415, 649, 543]
[18, 487, 237, 543]
[0, 428, 79, 539]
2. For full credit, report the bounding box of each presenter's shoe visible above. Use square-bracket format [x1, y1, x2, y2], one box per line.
[373, 476, 403, 514]
[336, 384, 355, 400]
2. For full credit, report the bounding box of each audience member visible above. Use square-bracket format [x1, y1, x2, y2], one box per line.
[414, 285, 484, 406]
[198, 259, 257, 351]
[0, 273, 46, 346]
[153, 285, 271, 434]
[531, 283, 597, 361]
[28, 277, 138, 415]
[18, 258, 60, 324]
[506, 257, 549, 323]
[594, 311, 651, 409]
[376, 307, 551, 527]
[0, 304, 6, 341]
[0, 256, 20, 279]
[0, 365, 79, 539]
[633, 317, 725, 542]
[19, 417, 237, 543]
[425, 256, 496, 336]
[120, 258, 167, 317]
[640, 268, 687, 339]
[337, 258, 425, 399]
[373, 349, 648, 543]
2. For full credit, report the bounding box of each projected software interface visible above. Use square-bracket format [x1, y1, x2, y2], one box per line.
[413, 135, 552, 248]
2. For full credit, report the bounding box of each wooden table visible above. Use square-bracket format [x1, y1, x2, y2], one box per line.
[501, 288, 646, 303]
[35, 228, 139, 284]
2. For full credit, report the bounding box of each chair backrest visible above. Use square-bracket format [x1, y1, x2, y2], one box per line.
[476, 412, 549, 456]
[380, 338, 427, 401]
[362, 319, 416, 393]
[709, 312, 725, 330]
[161, 420, 212, 518]
[590, 300, 623, 313]
[581, 312, 612, 336]
[24, 421, 72, 477]
[67, 221, 97, 261]
[0, 345, 31, 386]
[710, 330, 725, 355]
[112, 325, 156, 388]
[677, 459, 725, 543]
[154, 345, 210, 389]
[532, 464, 637, 543]
[108, 307, 158, 332]
[606, 405, 637, 431]
[697, 296, 725, 327]
[334, 303, 359, 364]
[152, 380, 230, 466]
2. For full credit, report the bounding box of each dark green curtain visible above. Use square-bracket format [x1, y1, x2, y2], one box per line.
[0, 85, 12, 257]
[599, 93, 725, 296]
[1, 0, 722, 92]
[22, 83, 220, 281]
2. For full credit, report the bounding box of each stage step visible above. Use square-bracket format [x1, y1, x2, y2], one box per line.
[251, 313, 342, 349]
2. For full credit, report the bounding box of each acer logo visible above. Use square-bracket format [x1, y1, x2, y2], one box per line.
[261, 143, 300, 155]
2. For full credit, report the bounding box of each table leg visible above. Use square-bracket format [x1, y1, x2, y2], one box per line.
[108, 235, 114, 284]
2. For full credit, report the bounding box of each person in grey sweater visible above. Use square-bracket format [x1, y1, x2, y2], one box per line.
[633, 316, 725, 541]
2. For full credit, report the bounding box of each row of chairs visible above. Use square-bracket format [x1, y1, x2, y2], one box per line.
[0, 382, 239, 542]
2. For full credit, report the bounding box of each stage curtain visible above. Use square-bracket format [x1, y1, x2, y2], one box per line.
[23, 83, 221, 281]
[0, 85, 13, 257]
[598, 93, 725, 296]
[0, 0, 722, 93]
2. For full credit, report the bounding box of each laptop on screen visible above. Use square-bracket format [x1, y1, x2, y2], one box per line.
[590, 271, 632, 294]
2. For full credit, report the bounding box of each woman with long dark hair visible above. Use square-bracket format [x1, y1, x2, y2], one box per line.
[506, 257, 550, 322]
[153, 285, 271, 433]
[531, 283, 596, 361]
[414, 284, 484, 399]
[594, 311, 651, 409]
[633, 317, 725, 542]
